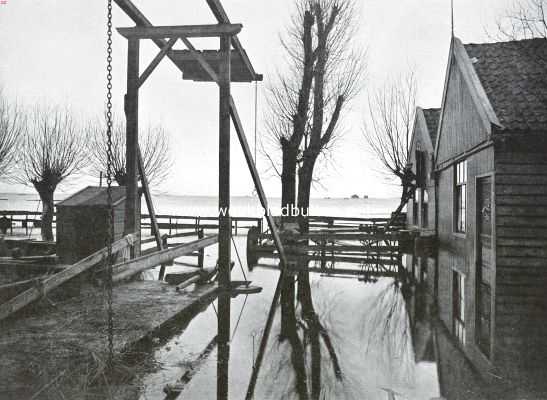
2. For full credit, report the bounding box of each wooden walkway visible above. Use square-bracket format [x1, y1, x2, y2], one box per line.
[0, 280, 217, 399]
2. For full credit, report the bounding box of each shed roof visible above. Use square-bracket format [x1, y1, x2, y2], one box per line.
[57, 186, 126, 207]
[422, 108, 441, 146]
[464, 38, 547, 133]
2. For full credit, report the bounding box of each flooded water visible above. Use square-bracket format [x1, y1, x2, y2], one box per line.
[123, 237, 441, 400]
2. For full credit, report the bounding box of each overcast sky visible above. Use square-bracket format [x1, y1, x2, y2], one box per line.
[0, 0, 514, 199]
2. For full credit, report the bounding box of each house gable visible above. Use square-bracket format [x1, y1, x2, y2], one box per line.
[409, 107, 435, 174]
[435, 38, 501, 167]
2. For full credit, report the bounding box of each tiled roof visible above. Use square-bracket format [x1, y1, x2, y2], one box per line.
[464, 38, 547, 133]
[57, 186, 126, 207]
[422, 108, 441, 146]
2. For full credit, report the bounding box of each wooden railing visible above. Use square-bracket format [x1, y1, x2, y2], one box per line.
[0, 210, 262, 236]
[0, 210, 53, 235]
[141, 214, 263, 235]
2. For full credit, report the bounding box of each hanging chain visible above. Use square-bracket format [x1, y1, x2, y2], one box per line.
[105, 0, 115, 367]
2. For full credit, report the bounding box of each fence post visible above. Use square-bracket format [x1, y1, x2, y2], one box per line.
[198, 229, 204, 269]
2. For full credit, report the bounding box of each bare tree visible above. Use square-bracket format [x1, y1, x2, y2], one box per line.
[264, 0, 364, 222]
[14, 106, 86, 241]
[363, 73, 417, 219]
[496, 0, 547, 40]
[85, 116, 172, 187]
[0, 90, 23, 180]
[493, 0, 547, 67]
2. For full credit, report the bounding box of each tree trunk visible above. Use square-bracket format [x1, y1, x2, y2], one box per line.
[34, 183, 56, 241]
[297, 158, 316, 233]
[281, 142, 298, 221]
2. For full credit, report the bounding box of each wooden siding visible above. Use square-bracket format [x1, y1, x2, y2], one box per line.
[437, 58, 489, 166]
[494, 151, 547, 373]
[436, 147, 495, 374]
[56, 202, 131, 265]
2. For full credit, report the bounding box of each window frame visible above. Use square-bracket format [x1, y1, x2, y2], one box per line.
[452, 270, 466, 346]
[421, 189, 429, 228]
[454, 160, 468, 234]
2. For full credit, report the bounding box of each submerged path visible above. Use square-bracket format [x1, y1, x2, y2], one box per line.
[0, 281, 217, 399]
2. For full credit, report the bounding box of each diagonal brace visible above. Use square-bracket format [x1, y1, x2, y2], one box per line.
[138, 36, 179, 88]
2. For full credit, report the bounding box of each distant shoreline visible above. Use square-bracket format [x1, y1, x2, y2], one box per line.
[0, 191, 399, 201]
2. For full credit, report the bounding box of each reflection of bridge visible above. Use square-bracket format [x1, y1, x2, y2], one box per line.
[247, 216, 414, 281]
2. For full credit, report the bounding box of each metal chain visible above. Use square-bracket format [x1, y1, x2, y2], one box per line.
[105, 0, 115, 367]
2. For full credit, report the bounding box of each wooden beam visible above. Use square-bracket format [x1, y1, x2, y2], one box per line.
[138, 37, 178, 88]
[124, 39, 140, 257]
[137, 148, 166, 279]
[217, 34, 231, 400]
[229, 97, 288, 269]
[117, 24, 242, 39]
[112, 235, 218, 282]
[205, 0, 263, 81]
[180, 37, 219, 82]
[0, 234, 136, 322]
[113, 0, 261, 81]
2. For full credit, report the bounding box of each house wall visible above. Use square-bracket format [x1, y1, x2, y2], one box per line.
[436, 144, 495, 377]
[493, 148, 547, 378]
[437, 58, 490, 167]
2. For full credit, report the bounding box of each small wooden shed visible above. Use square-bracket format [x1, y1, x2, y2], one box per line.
[56, 186, 130, 264]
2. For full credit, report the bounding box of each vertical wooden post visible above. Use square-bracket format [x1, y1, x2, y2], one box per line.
[198, 229, 204, 269]
[124, 38, 140, 256]
[217, 34, 231, 400]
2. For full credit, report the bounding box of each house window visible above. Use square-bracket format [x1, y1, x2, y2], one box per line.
[454, 160, 467, 233]
[421, 189, 429, 228]
[413, 191, 419, 225]
[453, 271, 466, 345]
[416, 150, 427, 188]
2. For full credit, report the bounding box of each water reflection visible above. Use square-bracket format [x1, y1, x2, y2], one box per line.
[252, 260, 440, 400]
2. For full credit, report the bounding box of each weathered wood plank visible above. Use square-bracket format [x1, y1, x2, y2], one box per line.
[497, 226, 547, 238]
[497, 246, 547, 258]
[112, 235, 218, 282]
[496, 152, 547, 163]
[0, 234, 136, 321]
[496, 184, 547, 195]
[497, 205, 547, 216]
[497, 256, 547, 267]
[496, 195, 547, 206]
[496, 164, 547, 174]
[117, 24, 242, 39]
[497, 237, 547, 247]
[497, 216, 547, 227]
[497, 174, 547, 185]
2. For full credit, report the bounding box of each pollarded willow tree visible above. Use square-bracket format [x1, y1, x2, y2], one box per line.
[85, 117, 172, 187]
[363, 73, 417, 219]
[14, 106, 86, 241]
[264, 0, 364, 227]
[0, 90, 23, 180]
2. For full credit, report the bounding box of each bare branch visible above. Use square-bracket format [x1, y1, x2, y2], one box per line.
[85, 114, 172, 188]
[0, 89, 23, 180]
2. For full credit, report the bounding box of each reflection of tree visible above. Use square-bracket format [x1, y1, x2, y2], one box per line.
[361, 279, 415, 383]
[270, 275, 343, 400]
